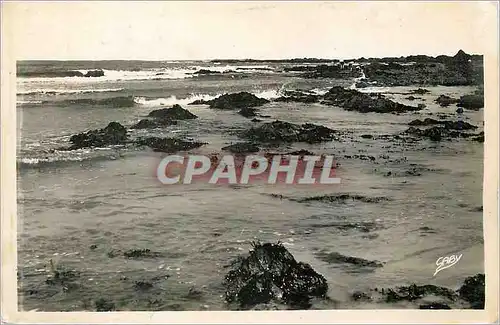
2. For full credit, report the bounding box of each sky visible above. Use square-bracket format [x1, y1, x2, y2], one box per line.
[4, 1, 498, 60]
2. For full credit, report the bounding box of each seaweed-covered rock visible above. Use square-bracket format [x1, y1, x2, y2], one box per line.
[136, 137, 206, 153]
[206, 92, 270, 109]
[242, 120, 336, 144]
[458, 274, 485, 309]
[69, 122, 128, 150]
[435, 95, 459, 107]
[123, 248, 162, 259]
[410, 88, 430, 95]
[223, 242, 328, 309]
[222, 142, 260, 154]
[131, 118, 177, 129]
[147, 104, 198, 120]
[322, 86, 420, 113]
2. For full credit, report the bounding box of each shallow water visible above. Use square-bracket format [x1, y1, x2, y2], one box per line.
[17, 61, 483, 311]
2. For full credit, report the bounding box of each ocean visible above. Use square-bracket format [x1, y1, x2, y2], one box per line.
[16, 60, 484, 311]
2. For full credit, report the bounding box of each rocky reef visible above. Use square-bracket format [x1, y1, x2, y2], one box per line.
[223, 242, 328, 309]
[68, 122, 128, 150]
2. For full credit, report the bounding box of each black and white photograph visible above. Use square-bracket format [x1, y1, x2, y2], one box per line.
[1, 1, 498, 323]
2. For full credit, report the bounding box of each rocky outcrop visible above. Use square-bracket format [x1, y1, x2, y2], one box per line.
[147, 104, 198, 120]
[238, 107, 259, 118]
[242, 120, 336, 144]
[223, 242, 328, 309]
[458, 274, 485, 309]
[202, 92, 270, 109]
[322, 86, 421, 113]
[68, 122, 128, 150]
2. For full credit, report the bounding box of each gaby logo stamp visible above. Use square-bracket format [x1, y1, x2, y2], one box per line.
[434, 253, 463, 276]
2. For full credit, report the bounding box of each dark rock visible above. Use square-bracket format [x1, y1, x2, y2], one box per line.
[435, 95, 459, 107]
[458, 274, 485, 309]
[315, 251, 383, 268]
[408, 118, 477, 130]
[123, 248, 162, 259]
[147, 104, 198, 120]
[322, 86, 420, 113]
[223, 242, 328, 309]
[89, 244, 98, 250]
[188, 99, 211, 105]
[193, 69, 222, 75]
[205, 92, 270, 110]
[95, 298, 115, 311]
[457, 94, 484, 110]
[69, 122, 128, 150]
[361, 134, 373, 139]
[222, 142, 260, 154]
[136, 137, 206, 153]
[456, 107, 464, 114]
[131, 118, 177, 129]
[419, 302, 452, 309]
[284, 64, 362, 79]
[242, 120, 336, 144]
[238, 107, 258, 118]
[84, 69, 105, 77]
[472, 131, 484, 142]
[251, 118, 262, 122]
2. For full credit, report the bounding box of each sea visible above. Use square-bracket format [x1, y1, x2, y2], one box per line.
[16, 60, 484, 311]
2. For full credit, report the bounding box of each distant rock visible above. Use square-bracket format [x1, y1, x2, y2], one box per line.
[147, 104, 198, 120]
[408, 118, 477, 130]
[84, 69, 105, 77]
[192, 69, 222, 75]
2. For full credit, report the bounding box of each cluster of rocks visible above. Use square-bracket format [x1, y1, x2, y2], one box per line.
[362, 50, 483, 87]
[64, 104, 206, 152]
[223, 243, 485, 310]
[283, 64, 363, 79]
[435, 91, 484, 110]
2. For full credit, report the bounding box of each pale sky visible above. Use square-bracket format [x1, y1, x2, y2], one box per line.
[4, 1, 498, 60]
